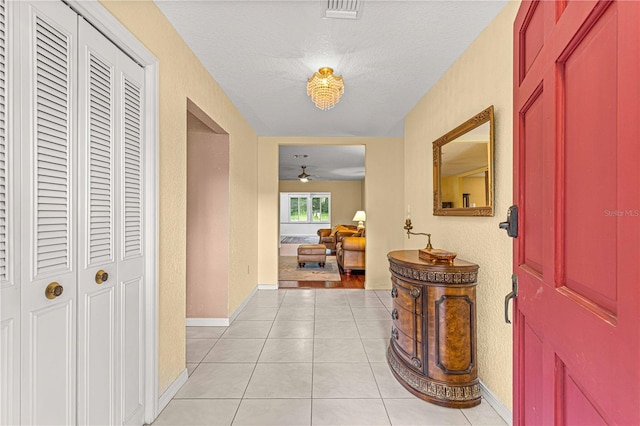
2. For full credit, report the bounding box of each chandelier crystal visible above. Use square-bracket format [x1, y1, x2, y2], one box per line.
[306, 67, 344, 110]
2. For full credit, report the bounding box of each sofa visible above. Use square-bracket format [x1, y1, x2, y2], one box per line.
[317, 225, 359, 253]
[336, 231, 365, 275]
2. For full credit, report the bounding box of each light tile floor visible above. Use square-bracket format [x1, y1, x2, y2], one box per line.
[153, 289, 508, 426]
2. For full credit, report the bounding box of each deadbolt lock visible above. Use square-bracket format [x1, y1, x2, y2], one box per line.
[95, 270, 109, 284]
[45, 282, 64, 299]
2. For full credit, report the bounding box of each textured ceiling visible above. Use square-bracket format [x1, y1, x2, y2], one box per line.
[155, 0, 508, 139]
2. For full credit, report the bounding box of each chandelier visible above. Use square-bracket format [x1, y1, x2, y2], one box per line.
[306, 67, 344, 110]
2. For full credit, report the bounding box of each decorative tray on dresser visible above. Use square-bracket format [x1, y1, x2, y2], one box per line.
[386, 250, 480, 408]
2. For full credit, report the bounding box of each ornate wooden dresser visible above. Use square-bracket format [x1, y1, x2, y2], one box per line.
[386, 250, 480, 408]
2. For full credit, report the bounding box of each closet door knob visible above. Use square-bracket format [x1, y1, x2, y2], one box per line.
[95, 270, 109, 284]
[45, 282, 64, 299]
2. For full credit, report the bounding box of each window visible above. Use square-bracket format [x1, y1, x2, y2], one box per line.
[311, 195, 329, 222]
[289, 195, 308, 222]
[284, 193, 330, 223]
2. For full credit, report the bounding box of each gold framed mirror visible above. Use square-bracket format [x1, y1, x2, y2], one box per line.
[433, 106, 494, 216]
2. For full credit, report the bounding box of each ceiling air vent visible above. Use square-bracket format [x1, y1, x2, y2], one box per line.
[323, 0, 363, 20]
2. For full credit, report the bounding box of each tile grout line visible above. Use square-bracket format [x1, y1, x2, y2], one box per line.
[228, 289, 283, 425]
[360, 291, 394, 426]
[372, 288, 395, 425]
[310, 288, 316, 424]
[460, 406, 475, 425]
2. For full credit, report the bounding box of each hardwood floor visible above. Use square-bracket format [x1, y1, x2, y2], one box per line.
[278, 270, 365, 289]
[278, 243, 365, 289]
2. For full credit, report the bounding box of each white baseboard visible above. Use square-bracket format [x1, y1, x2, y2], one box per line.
[186, 317, 230, 327]
[228, 286, 259, 322]
[186, 285, 264, 328]
[157, 368, 188, 415]
[258, 283, 278, 290]
[479, 380, 512, 425]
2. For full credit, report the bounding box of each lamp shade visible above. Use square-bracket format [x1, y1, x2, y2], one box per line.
[352, 211, 366, 222]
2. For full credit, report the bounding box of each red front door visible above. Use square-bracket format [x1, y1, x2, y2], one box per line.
[512, 1, 639, 424]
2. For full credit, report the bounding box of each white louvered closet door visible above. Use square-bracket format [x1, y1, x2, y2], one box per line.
[14, 2, 147, 425]
[117, 39, 146, 426]
[77, 19, 118, 426]
[19, 2, 78, 425]
[0, 1, 20, 425]
[77, 19, 146, 426]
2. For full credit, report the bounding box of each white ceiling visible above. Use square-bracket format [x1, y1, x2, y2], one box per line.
[155, 0, 508, 138]
[279, 145, 365, 180]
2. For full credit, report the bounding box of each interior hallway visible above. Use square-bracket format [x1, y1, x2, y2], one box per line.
[154, 289, 506, 425]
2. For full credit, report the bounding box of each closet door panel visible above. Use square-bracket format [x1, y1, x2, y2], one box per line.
[19, 2, 77, 424]
[118, 54, 145, 426]
[0, 319, 17, 426]
[0, 1, 19, 425]
[77, 18, 118, 426]
[0, 0, 9, 286]
[121, 276, 144, 424]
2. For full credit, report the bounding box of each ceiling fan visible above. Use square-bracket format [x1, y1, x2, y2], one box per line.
[298, 165, 312, 183]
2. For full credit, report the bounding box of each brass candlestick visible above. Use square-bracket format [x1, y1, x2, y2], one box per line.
[404, 218, 433, 250]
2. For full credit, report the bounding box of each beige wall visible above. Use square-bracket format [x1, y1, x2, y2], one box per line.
[442, 175, 487, 208]
[279, 180, 363, 227]
[404, 1, 519, 410]
[462, 176, 487, 207]
[101, 0, 259, 394]
[259, 138, 405, 290]
[186, 113, 229, 319]
[441, 176, 461, 208]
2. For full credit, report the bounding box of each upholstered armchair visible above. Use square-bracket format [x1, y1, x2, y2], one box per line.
[317, 225, 359, 252]
[336, 234, 365, 275]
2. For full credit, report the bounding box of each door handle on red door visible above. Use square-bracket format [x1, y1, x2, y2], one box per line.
[504, 274, 518, 324]
[499, 205, 518, 238]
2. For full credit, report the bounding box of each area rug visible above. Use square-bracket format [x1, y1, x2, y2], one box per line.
[280, 236, 319, 244]
[278, 256, 341, 282]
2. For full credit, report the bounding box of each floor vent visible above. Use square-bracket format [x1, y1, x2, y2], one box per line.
[323, 0, 363, 20]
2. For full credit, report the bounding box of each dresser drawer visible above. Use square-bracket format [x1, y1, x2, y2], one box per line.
[391, 326, 424, 372]
[391, 303, 422, 342]
[391, 277, 423, 316]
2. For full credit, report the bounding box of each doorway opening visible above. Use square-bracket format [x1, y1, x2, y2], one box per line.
[277, 145, 366, 289]
[186, 100, 231, 323]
